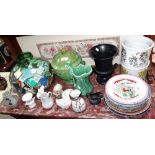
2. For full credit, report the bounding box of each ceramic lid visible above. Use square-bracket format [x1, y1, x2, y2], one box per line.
[105, 74, 149, 105]
[51, 49, 82, 70]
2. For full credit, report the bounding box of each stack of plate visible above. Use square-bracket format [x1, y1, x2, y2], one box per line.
[104, 74, 151, 117]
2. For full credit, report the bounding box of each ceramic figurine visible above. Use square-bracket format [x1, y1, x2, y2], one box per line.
[40, 92, 53, 109]
[10, 52, 53, 94]
[50, 48, 84, 84]
[62, 89, 73, 99]
[56, 98, 71, 110]
[86, 92, 103, 105]
[37, 85, 45, 99]
[89, 44, 118, 84]
[22, 92, 36, 109]
[68, 64, 93, 96]
[2, 91, 19, 108]
[70, 89, 86, 113]
[53, 84, 63, 98]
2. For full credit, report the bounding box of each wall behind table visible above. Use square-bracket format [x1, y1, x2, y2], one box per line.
[16, 35, 140, 65]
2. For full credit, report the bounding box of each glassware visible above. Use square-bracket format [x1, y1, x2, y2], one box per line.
[51, 48, 84, 84]
[10, 52, 53, 94]
[89, 44, 118, 84]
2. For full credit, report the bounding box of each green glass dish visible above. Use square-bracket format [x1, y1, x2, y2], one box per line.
[10, 52, 53, 94]
[51, 49, 84, 84]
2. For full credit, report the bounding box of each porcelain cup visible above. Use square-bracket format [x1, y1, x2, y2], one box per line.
[121, 36, 154, 69]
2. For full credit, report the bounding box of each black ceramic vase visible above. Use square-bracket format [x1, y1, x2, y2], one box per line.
[89, 44, 118, 84]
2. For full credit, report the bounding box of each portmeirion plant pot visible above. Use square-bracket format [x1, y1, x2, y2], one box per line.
[89, 44, 118, 84]
[121, 36, 154, 69]
[10, 52, 53, 94]
[121, 61, 150, 80]
[68, 64, 93, 96]
[51, 48, 83, 84]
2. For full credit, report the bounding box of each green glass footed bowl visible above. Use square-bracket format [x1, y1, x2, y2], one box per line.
[69, 64, 93, 96]
[10, 52, 53, 94]
[50, 49, 84, 84]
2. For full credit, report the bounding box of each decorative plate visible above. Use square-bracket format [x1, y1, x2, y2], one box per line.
[105, 74, 149, 105]
[104, 94, 151, 117]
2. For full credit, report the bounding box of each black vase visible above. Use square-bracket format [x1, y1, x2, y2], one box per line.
[89, 44, 118, 84]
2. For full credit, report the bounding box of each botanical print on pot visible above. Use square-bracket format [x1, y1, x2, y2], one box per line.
[139, 52, 148, 64]
[121, 48, 127, 63]
[129, 55, 138, 67]
[129, 52, 148, 68]
[121, 50, 149, 68]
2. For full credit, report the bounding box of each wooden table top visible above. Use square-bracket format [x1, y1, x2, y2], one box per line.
[0, 64, 155, 119]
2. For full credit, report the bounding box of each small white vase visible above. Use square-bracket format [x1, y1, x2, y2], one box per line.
[37, 85, 45, 99]
[40, 92, 54, 109]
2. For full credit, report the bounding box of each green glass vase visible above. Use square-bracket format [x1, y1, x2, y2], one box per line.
[69, 64, 93, 96]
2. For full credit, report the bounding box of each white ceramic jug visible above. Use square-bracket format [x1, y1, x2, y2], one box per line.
[40, 92, 53, 109]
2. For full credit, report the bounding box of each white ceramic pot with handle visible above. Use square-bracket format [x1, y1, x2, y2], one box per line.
[121, 36, 154, 69]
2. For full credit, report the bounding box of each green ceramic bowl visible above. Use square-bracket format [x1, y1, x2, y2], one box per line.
[51, 49, 84, 84]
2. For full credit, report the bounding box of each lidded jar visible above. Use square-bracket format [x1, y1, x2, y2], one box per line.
[51, 48, 83, 84]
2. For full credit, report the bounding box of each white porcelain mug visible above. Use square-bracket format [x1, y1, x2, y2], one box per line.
[121, 36, 154, 69]
[40, 92, 53, 109]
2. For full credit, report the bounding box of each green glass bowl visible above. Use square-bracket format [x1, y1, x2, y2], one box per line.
[51, 49, 84, 84]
